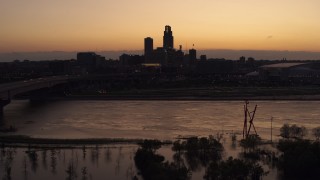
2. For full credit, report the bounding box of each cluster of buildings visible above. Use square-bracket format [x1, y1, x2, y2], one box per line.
[144, 25, 198, 66]
[75, 25, 207, 74]
[73, 26, 320, 83]
[120, 25, 202, 68]
[2, 25, 320, 85]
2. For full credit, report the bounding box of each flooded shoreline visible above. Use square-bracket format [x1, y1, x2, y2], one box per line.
[0, 134, 282, 180]
[0, 131, 317, 180]
[2, 100, 320, 141]
[1, 100, 320, 179]
[0, 135, 145, 146]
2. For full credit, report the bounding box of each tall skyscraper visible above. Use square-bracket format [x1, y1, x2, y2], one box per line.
[163, 25, 174, 49]
[144, 37, 153, 63]
[144, 37, 153, 55]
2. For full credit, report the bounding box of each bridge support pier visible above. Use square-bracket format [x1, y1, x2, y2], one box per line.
[29, 88, 49, 104]
[0, 99, 11, 117]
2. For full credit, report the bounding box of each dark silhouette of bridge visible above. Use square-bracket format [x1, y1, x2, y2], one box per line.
[0, 75, 80, 116]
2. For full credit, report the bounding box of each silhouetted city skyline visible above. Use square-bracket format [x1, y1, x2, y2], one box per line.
[1, 1, 320, 53]
[1, 49, 320, 62]
[2, 2, 320, 180]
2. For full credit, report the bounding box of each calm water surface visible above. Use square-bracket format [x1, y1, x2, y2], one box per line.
[2, 100, 320, 140]
[1, 100, 319, 180]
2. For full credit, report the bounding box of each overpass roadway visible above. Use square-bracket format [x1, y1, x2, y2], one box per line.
[0, 75, 80, 116]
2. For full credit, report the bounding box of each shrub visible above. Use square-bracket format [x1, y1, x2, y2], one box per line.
[280, 124, 290, 139]
[204, 157, 267, 180]
[138, 139, 162, 152]
[240, 134, 261, 149]
[135, 142, 190, 180]
[312, 127, 320, 140]
[277, 139, 320, 179]
[280, 124, 307, 139]
[172, 137, 224, 170]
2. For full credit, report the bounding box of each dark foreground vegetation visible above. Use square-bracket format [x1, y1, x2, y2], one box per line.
[133, 124, 320, 180]
[134, 140, 190, 180]
[134, 137, 267, 180]
[277, 139, 320, 179]
[275, 124, 320, 179]
[2, 124, 320, 179]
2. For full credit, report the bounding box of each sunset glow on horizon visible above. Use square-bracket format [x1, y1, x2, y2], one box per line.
[1, 0, 320, 53]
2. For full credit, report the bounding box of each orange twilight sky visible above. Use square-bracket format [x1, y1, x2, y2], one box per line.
[1, 0, 320, 53]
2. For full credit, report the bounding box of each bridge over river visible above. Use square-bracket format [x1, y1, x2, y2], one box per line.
[0, 73, 155, 116]
[0, 75, 78, 116]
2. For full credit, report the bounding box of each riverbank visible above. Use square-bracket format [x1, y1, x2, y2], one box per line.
[65, 86, 320, 100]
[0, 135, 146, 146]
[0, 134, 275, 148]
[64, 94, 320, 101]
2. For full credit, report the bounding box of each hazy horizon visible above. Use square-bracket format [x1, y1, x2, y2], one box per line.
[1, 49, 320, 62]
[1, 0, 320, 53]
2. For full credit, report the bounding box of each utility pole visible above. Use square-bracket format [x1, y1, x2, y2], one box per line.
[271, 116, 273, 143]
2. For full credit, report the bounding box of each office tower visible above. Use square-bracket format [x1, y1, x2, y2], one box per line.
[163, 25, 174, 49]
[144, 37, 153, 63]
[189, 49, 197, 62]
[144, 37, 153, 55]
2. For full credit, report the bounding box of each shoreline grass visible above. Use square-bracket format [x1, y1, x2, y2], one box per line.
[0, 135, 142, 146]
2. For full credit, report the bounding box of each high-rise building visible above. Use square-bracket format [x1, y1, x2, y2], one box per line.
[144, 37, 153, 63]
[189, 49, 197, 63]
[144, 37, 153, 55]
[163, 25, 174, 49]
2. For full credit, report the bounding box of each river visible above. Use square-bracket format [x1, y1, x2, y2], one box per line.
[2, 100, 320, 140]
[1, 100, 320, 180]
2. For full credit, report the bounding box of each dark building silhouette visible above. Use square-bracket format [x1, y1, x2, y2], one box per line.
[200, 55, 207, 61]
[77, 52, 98, 72]
[175, 46, 185, 66]
[196, 59, 234, 74]
[141, 25, 197, 67]
[77, 52, 97, 62]
[144, 37, 153, 63]
[153, 47, 166, 65]
[119, 54, 144, 67]
[163, 25, 174, 49]
[77, 52, 105, 72]
[189, 49, 197, 63]
[239, 56, 246, 63]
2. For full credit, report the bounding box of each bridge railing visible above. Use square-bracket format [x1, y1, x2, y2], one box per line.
[0, 75, 83, 99]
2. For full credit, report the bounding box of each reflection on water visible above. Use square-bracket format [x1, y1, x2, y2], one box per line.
[0, 145, 138, 180]
[0, 137, 280, 180]
[2, 100, 320, 140]
[1, 100, 319, 179]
